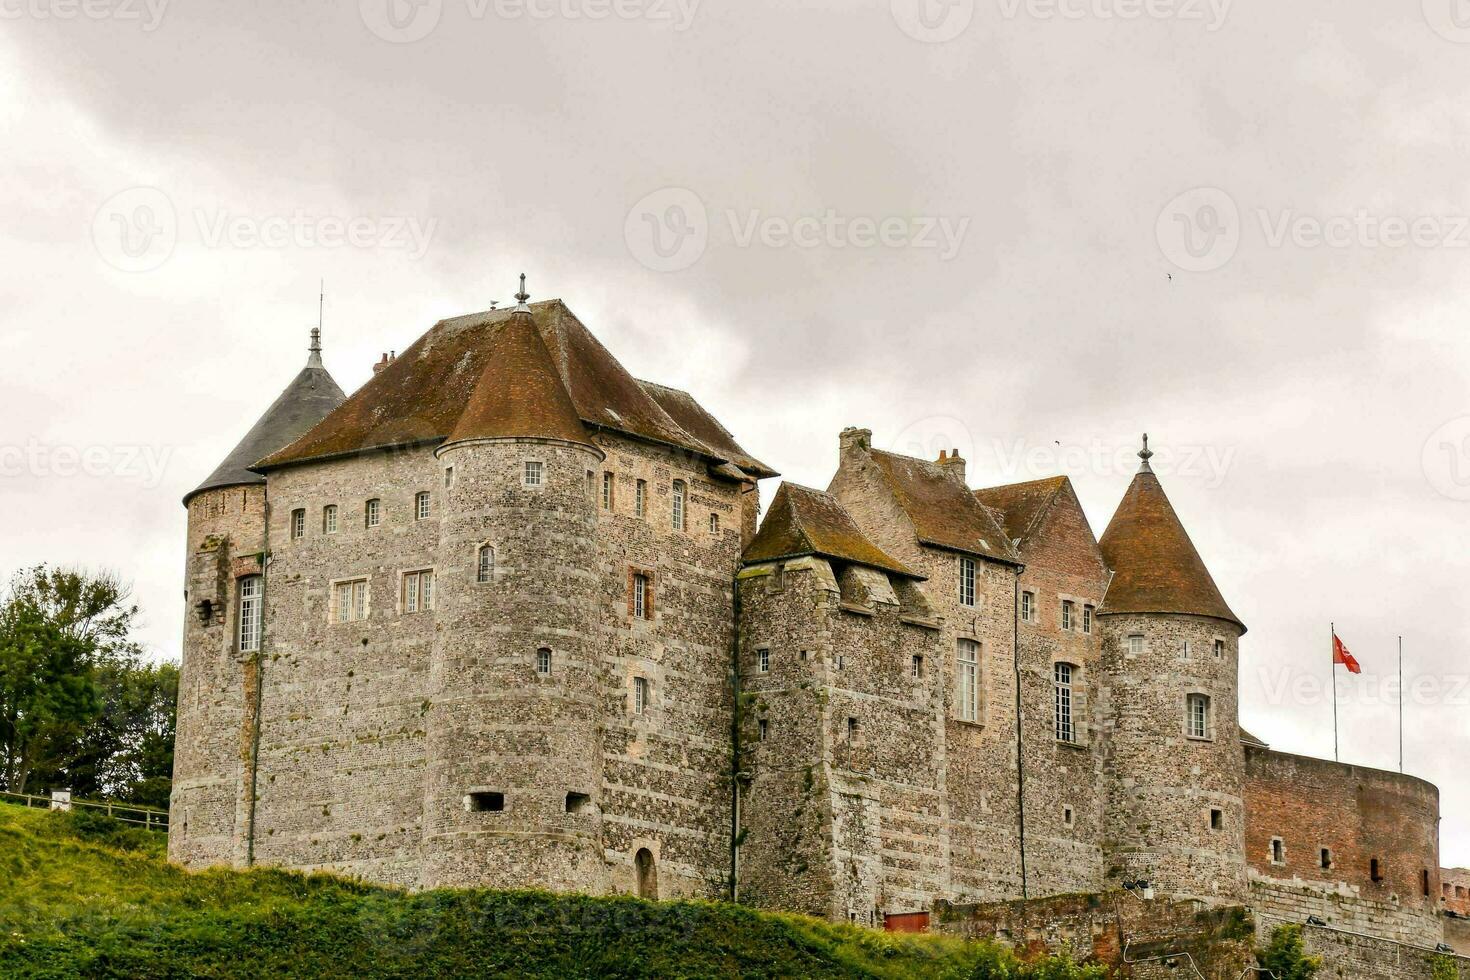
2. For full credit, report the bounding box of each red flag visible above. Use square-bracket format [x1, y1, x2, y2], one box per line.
[1333, 632, 1361, 674]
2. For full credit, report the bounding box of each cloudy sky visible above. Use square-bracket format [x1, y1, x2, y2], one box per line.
[3, 0, 1469, 860]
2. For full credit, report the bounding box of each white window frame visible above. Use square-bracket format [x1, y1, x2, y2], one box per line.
[709, 513, 720, 535]
[758, 648, 769, 673]
[633, 676, 649, 715]
[911, 654, 923, 678]
[415, 491, 431, 521]
[402, 569, 434, 613]
[602, 471, 614, 510]
[1020, 591, 1034, 623]
[1187, 693, 1212, 740]
[958, 556, 976, 607]
[1082, 604, 1093, 634]
[536, 647, 552, 674]
[633, 572, 650, 619]
[524, 460, 544, 487]
[1054, 662, 1075, 743]
[238, 575, 263, 653]
[365, 498, 381, 528]
[291, 508, 306, 540]
[671, 480, 686, 530]
[323, 504, 338, 534]
[332, 578, 369, 624]
[1128, 634, 1144, 656]
[635, 479, 647, 518]
[477, 545, 494, 584]
[956, 638, 980, 723]
[1061, 600, 1073, 631]
[1213, 638, 1225, 659]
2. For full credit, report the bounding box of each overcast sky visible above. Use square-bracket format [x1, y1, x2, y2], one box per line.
[3, 0, 1469, 862]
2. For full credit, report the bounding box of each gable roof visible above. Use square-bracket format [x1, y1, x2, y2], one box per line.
[255, 300, 771, 477]
[867, 449, 1020, 564]
[974, 475, 1069, 547]
[638, 380, 777, 479]
[744, 483, 919, 578]
[184, 357, 345, 505]
[1098, 466, 1245, 632]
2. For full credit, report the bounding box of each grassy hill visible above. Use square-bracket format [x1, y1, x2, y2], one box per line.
[0, 800, 1033, 979]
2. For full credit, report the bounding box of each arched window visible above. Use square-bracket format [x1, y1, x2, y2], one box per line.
[1054, 663, 1076, 743]
[634, 848, 657, 899]
[477, 545, 494, 584]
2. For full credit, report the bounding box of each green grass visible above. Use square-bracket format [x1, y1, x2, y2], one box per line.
[0, 800, 997, 979]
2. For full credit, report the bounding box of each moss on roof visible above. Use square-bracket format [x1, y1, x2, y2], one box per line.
[867, 450, 1019, 564]
[744, 483, 919, 578]
[973, 475, 1070, 547]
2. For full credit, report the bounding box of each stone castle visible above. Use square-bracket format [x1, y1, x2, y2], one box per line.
[171, 290, 1463, 965]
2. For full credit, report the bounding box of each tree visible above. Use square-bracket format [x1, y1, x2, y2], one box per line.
[1256, 924, 1321, 980]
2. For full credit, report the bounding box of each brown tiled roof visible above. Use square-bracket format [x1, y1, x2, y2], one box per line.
[974, 475, 1069, 547]
[1098, 467, 1245, 632]
[1239, 727, 1269, 748]
[868, 450, 1020, 564]
[256, 300, 759, 472]
[638, 380, 777, 479]
[744, 483, 919, 578]
[448, 309, 591, 447]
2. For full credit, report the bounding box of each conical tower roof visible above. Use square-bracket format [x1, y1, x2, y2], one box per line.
[1098, 438, 1244, 632]
[183, 334, 345, 505]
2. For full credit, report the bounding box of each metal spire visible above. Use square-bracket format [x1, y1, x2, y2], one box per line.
[307, 280, 325, 368]
[1138, 433, 1153, 472]
[514, 273, 531, 314]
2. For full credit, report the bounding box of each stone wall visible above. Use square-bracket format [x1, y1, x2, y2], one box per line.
[1293, 923, 1468, 980]
[1243, 746, 1442, 946]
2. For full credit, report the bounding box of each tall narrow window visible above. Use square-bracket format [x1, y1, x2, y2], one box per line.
[415, 491, 431, 520]
[709, 513, 720, 535]
[1213, 638, 1225, 659]
[1060, 600, 1073, 631]
[634, 677, 649, 715]
[365, 498, 381, 528]
[758, 648, 770, 673]
[1272, 838, 1285, 864]
[444, 466, 454, 488]
[635, 479, 647, 518]
[956, 639, 979, 722]
[323, 504, 338, 533]
[536, 647, 552, 674]
[238, 576, 263, 653]
[333, 579, 368, 624]
[1082, 604, 1093, 634]
[1054, 662, 1075, 743]
[477, 545, 494, 584]
[1371, 858, 1383, 882]
[403, 570, 434, 613]
[671, 481, 686, 530]
[911, 654, 924, 678]
[291, 508, 306, 539]
[524, 461, 543, 487]
[1020, 591, 1034, 622]
[1187, 693, 1211, 739]
[758, 719, 769, 741]
[602, 472, 614, 510]
[632, 572, 651, 619]
[958, 557, 976, 607]
[1321, 848, 1333, 869]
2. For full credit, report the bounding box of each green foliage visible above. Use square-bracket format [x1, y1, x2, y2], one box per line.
[1432, 953, 1458, 980]
[0, 800, 1115, 979]
[968, 943, 1107, 979]
[1255, 924, 1321, 980]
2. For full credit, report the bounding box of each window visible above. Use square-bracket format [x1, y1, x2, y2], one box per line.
[1062, 805, 1074, 828]
[602, 471, 614, 510]
[1128, 634, 1144, 656]
[402, 569, 434, 613]
[1371, 858, 1383, 882]
[672, 480, 686, 530]
[634, 677, 649, 715]
[1061, 600, 1074, 631]
[757, 648, 770, 673]
[835, 654, 846, 671]
[632, 572, 652, 620]
[958, 557, 976, 607]
[1320, 848, 1333, 869]
[333, 578, 368, 624]
[1213, 638, 1225, 659]
[956, 639, 980, 722]
[444, 466, 454, 488]
[586, 470, 594, 498]
[1082, 605, 1093, 634]
[566, 792, 591, 814]
[415, 491, 430, 520]
[1020, 591, 1034, 622]
[1182, 640, 1191, 659]
[323, 504, 338, 533]
[291, 508, 306, 539]
[709, 513, 720, 535]
[1054, 663, 1075, 743]
[799, 649, 809, 662]
[477, 545, 494, 583]
[911, 654, 924, 678]
[757, 719, 769, 741]
[536, 647, 552, 674]
[524, 460, 543, 487]
[635, 479, 647, 518]
[1424, 870, 1432, 897]
[1211, 808, 1223, 831]
[1187, 693, 1212, 739]
[365, 498, 381, 528]
[846, 716, 859, 741]
[238, 576, 263, 653]
[466, 791, 504, 812]
[1272, 838, 1285, 864]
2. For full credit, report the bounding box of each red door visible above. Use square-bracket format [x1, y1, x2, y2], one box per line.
[883, 911, 930, 933]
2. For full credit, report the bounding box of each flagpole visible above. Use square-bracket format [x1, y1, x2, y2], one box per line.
[1399, 635, 1404, 774]
[1331, 622, 1339, 763]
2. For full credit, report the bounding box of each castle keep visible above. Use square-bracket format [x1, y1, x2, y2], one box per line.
[172, 292, 1456, 961]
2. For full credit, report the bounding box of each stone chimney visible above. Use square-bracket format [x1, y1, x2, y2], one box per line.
[937, 447, 966, 484]
[839, 427, 872, 457]
[373, 351, 397, 375]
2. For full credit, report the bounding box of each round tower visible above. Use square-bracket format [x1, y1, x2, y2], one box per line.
[419, 291, 608, 891]
[1098, 437, 1248, 903]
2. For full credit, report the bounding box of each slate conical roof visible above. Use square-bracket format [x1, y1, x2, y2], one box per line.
[743, 483, 919, 578]
[183, 341, 345, 505]
[1098, 459, 1244, 632]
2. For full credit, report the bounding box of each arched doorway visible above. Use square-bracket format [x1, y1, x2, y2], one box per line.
[634, 847, 657, 899]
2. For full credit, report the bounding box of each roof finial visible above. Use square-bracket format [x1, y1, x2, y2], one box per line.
[307, 279, 325, 368]
[1138, 432, 1153, 472]
[514, 272, 530, 313]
